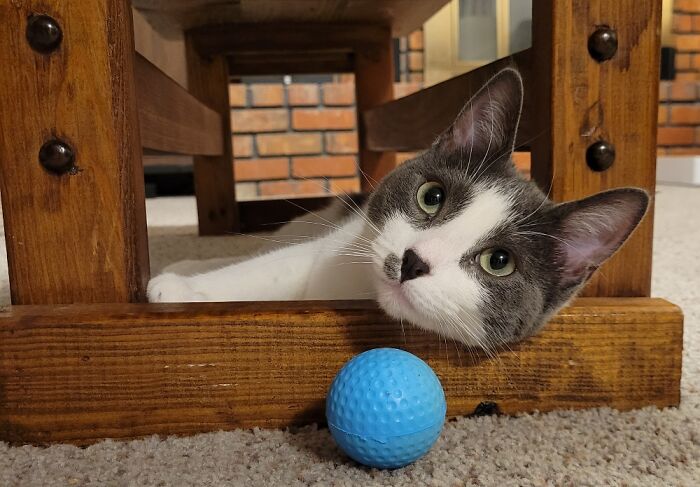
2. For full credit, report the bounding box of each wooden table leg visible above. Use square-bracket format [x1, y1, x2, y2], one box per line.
[531, 0, 662, 297]
[185, 34, 240, 235]
[0, 0, 149, 304]
[354, 26, 397, 191]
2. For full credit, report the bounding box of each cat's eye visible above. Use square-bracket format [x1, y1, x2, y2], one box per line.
[416, 182, 445, 215]
[478, 248, 516, 277]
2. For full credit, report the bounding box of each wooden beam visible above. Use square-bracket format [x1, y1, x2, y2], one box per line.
[363, 50, 533, 152]
[0, 1, 149, 304]
[135, 54, 223, 156]
[189, 23, 389, 57]
[355, 25, 397, 190]
[530, 1, 661, 297]
[228, 51, 354, 75]
[185, 34, 240, 235]
[0, 298, 682, 445]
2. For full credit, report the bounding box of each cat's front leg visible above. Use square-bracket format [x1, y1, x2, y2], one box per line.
[148, 273, 207, 302]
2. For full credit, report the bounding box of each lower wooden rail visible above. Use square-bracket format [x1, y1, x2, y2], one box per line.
[0, 298, 682, 445]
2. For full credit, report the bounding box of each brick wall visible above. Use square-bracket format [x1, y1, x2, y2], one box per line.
[231, 31, 424, 200]
[658, 0, 700, 156]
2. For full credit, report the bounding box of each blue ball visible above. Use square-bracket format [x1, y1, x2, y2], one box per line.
[326, 348, 446, 469]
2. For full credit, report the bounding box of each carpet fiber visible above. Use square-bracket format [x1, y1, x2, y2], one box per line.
[1, 185, 699, 486]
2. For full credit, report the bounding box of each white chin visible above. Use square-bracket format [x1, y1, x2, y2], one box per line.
[374, 280, 484, 347]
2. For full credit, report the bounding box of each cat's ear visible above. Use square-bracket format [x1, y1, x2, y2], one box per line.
[433, 67, 523, 161]
[551, 188, 649, 288]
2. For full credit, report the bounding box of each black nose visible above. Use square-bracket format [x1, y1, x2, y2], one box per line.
[401, 249, 430, 282]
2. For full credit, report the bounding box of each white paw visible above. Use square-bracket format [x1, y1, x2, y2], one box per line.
[148, 273, 203, 303]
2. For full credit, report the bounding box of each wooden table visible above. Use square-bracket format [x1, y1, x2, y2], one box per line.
[0, 0, 683, 445]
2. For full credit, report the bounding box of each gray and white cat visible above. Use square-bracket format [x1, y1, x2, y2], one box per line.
[148, 68, 648, 348]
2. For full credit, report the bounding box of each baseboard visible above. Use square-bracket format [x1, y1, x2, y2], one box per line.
[657, 155, 700, 186]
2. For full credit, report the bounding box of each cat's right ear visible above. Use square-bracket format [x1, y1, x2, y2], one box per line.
[550, 188, 650, 289]
[433, 68, 523, 163]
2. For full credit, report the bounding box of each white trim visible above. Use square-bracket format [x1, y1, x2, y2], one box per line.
[657, 156, 700, 186]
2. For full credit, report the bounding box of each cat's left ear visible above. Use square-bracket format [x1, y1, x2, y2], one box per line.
[433, 67, 523, 162]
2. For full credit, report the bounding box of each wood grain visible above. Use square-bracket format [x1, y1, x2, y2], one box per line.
[530, 1, 661, 297]
[0, 1, 149, 304]
[228, 51, 354, 75]
[185, 35, 239, 235]
[354, 25, 397, 191]
[133, 0, 450, 37]
[136, 54, 223, 156]
[0, 298, 682, 445]
[363, 50, 533, 152]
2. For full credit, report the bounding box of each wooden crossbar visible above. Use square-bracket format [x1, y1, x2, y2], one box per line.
[0, 298, 682, 445]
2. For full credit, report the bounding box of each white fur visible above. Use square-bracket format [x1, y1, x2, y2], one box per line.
[371, 185, 515, 345]
[148, 215, 376, 302]
[149, 186, 515, 347]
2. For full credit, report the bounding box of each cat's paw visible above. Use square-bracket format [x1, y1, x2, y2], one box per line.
[148, 273, 202, 302]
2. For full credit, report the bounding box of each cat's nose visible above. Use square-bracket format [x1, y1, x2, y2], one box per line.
[400, 249, 430, 283]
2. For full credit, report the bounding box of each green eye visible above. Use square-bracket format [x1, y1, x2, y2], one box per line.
[479, 248, 516, 277]
[416, 182, 445, 215]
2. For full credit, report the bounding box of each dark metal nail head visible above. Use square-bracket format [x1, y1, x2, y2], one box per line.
[39, 140, 75, 174]
[26, 14, 63, 53]
[586, 141, 616, 172]
[588, 27, 618, 62]
[472, 401, 500, 417]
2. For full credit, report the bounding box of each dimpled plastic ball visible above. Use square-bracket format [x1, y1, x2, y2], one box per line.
[326, 348, 446, 469]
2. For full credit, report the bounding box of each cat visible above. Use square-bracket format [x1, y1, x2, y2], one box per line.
[148, 68, 649, 349]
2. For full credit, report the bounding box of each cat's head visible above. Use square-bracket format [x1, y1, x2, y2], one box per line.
[366, 68, 649, 348]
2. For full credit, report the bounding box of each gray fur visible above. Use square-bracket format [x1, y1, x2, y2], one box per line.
[365, 68, 649, 347]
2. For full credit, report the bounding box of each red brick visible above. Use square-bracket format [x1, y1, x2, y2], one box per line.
[674, 14, 693, 33]
[676, 53, 692, 70]
[408, 51, 423, 71]
[670, 104, 700, 124]
[396, 152, 418, 164]
[287, 84, 319, 106]
[235, 158, 289, 181]
[232, 109, 288, 133]
[408, 30, 423, 50]
[676, 34, 700, 52]
[659, 81, 671, 102]
[292, 108, 355, 130]
[325, 131, 358, 154]
[232, 135, 253, 157]
[692, 15, 700, 31]
[676, 0, 700, 13]
[250, 84, 284, 107]
[259, 179, 326, 197]
[669, 81, 697, 100]
[676, 72, 700, 80]
[512, 151, 531, 173]
[228, 84, 247, 107]
[292, 155, 357, 177]
[330, 177, 361, 194]
[658, 106, 669, 125]
[394, 82, 423, 98]
[322, 83, 355, 106]
[257, 133, 322, 156]
[692, 54, 700, 70]
[409, 72, 424, 82]
[656, 147, 668, 156]
[235, 182, 258, 200]
[657, 126, 695, 146]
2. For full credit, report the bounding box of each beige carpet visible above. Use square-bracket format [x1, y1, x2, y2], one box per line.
[1, 185, 699, 486]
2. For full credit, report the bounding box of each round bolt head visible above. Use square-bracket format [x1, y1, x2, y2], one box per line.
[588, 27, 618, 62]
[26, 14, 63, 54]
[586, 141, 616, 172]
[39, 139, 75, 174]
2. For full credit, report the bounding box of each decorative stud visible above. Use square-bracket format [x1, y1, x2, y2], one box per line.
[26, 14, 63, 54]
[39, 139, 75, 174]
[588, 27, 618, 62]
[586, 141, 616, 172]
